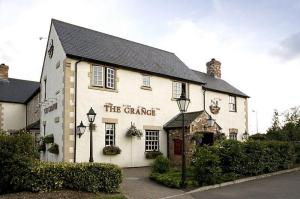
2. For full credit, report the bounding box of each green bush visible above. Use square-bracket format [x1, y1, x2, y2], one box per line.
[145, 151, 162, 159]
[26, 162, 123, 193]
[0, 133, 36, 194]
[191, 146, 222, 186]
[293, 142, 300, 163]
[151, 155, 170, 173]
[43, 134, 54, 144]
[0, 133, 123, 194]
[150, 170, 181, 188]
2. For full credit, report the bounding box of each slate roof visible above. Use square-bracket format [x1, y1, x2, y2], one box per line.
[52, 19, 248, 98]
[52, 19, 203, 84]
[192, 70, 249, 98]
[164, 111, 204, 129]
[0, 78, 40, 103]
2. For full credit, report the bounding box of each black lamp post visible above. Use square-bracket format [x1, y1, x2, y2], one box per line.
[176, 91, 190, 188]
[77, 107, 96, 163]
[207, 115, 215, 128]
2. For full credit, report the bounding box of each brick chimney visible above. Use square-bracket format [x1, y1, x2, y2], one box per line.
[206, 58, 221, 78]
[0, 63, 9, 80]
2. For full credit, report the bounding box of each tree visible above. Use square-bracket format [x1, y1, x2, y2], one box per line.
[267, 109, 281, 133]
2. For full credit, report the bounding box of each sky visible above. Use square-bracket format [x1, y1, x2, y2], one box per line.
[0, 0, 299, 134]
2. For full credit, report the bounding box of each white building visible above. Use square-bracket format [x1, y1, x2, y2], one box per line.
[39, 19, 249, 167]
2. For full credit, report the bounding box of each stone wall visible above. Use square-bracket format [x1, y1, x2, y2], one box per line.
[26, 93, 40, 126]
[168, 111, 221, 166]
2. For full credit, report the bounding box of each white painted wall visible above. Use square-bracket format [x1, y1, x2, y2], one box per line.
[205, 90, 248, 140]
[74, 60, 204, 167]
[40, 23, 66, 162]
[1, 102, 26, 131]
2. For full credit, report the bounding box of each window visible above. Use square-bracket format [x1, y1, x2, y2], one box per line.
[106, 68, 115, 89]
[174, 139, 182, 155]
[105, 123, 115, 146]
[145, 130, 159, 151]
[92, 65, 104, 87]
[229, 96, 237, 112]
[142, 75, 151, 87]
[172, 82, 188, 99]
[229, 133, 237, 140]
[91, 65, 115, 89]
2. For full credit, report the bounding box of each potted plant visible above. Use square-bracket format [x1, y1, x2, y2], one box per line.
[145, 151, 162, 159]
[103, 146, 121, 155]
[126, 123, 143, 138]
[44, 134, 54, 144]
[48, 143, 59, 154]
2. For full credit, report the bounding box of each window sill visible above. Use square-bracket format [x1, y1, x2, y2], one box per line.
[140, 86, 152, 91]
[229, 110, 237, 113]
[88, 86, 118, 93]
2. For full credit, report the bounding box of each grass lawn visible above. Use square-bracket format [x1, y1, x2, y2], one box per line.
[0, 190, 127, 199]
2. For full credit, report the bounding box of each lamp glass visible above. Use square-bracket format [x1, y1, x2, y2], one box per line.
[207, 115, 215, 127]
[176, 95, 190, 113]
[77, 121, 86, 137]
[87, 107, 96, 123]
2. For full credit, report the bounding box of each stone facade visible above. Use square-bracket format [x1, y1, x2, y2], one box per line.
[206, 58, 221, 78]
[63, 58, 75, 162]
[168, 112, 221, 166]
[26, 93, 40, 126]
[0, 64, 9, 80]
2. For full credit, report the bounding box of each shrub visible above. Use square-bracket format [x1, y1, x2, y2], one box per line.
[294, 142, 300, 163]
[151, 155, 170, 174]
[0, 133, 36, 194]
[0, 133, 123, 194]
[43, 134, 54, 144]
[249, 133, 267, 141]
[150, 170, 181, 188]
[26, 162, 123, 193]
[191, 146, 222, 186]
[145, 151, 162, 159]
[103, 146, 121, 155]
[48, 143, 59, 154]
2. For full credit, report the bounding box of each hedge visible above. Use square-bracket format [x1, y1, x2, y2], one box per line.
[192, 140, 295, 185]
[0, 133, 123, 194]
[26, 162, 123, 193]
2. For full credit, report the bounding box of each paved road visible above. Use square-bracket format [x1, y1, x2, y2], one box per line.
[190, 170, 300, 199]
[122, 167, 300, 199]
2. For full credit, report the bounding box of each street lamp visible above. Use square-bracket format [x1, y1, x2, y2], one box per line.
[77, 107, 96, 163]
[77, 121, 86, 138]
[207, 115, 215, 128]
[176, 91, 190, 188]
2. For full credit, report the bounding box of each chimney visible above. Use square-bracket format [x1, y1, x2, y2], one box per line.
[206, 58, 221, 78]
[0, 63, 9, 80]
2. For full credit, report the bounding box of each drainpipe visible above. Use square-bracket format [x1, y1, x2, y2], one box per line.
[74, 59, 83, 163]
[203, 90, 206, 111]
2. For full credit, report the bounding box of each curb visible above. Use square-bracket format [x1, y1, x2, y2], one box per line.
[187, 167, 300, 194]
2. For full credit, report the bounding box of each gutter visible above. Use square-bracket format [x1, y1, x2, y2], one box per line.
[74, 59, 83, 163]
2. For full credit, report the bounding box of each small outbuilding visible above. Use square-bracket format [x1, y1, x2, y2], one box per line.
[164, 111, 222, 166]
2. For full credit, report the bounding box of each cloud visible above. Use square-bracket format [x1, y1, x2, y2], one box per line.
[272, 32, 300, 60]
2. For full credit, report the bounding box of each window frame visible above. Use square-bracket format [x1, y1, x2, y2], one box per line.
[229, 95, 237, 112]
[229, 132, 237, 140]
[92, 65, 104, 87]
[145, 130, 159, 152]
[172, 81, 188, 99]
[142, 74, 151, 88]
[91, 65, 116, 90]
[105, 123, 115, 146]
[106, 67, 115, 89]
